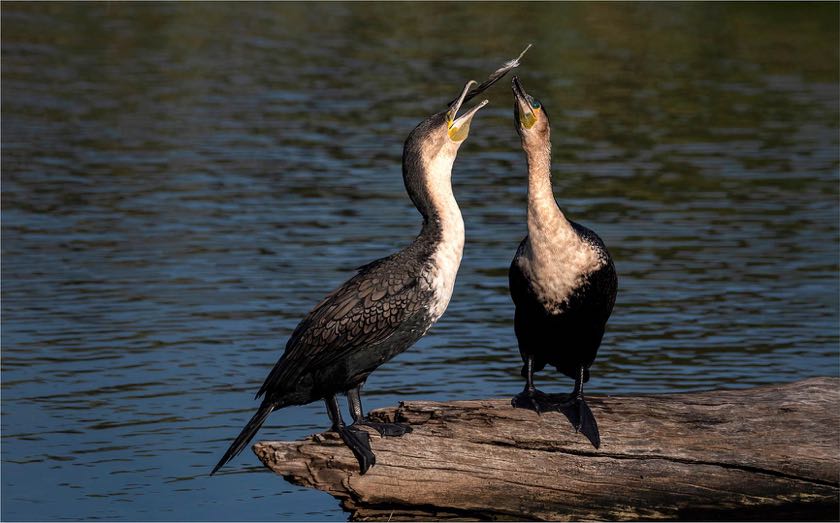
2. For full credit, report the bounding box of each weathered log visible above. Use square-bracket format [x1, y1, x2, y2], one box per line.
[254, 377, 839, 521]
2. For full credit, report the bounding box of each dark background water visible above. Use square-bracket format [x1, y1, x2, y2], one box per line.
[2, 2, 838, 521]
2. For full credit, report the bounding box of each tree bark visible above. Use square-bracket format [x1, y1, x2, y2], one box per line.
[253, 377, 839, 521]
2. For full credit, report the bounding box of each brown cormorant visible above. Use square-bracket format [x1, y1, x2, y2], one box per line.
[210, 56, 529, 475]
[508, 77, 617, 448]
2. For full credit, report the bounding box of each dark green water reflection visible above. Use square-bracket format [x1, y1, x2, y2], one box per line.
[2, 2, 838, 520]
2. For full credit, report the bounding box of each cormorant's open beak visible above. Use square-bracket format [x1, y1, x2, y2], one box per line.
[512, 76, 539, 129]
[447, 80, 489, 142]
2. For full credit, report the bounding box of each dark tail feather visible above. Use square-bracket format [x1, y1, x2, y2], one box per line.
[558, 396, 601, 449]
[211, 403, 274, 475]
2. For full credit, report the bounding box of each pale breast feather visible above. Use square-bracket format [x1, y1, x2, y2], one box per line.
[516, 226, 606, 313]
[422, 225, 464, 322]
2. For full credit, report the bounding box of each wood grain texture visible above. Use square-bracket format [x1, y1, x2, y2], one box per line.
[253, 377, 839, 521]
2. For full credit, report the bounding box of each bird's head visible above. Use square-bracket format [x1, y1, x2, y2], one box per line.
[444, 79, 489, 144]
[403, 80, 489, 171]
[512, 76, 549, 145]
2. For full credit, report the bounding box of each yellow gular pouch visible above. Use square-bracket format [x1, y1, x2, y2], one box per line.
[520, 108, 539, 129]
[448, 121, 471, 142]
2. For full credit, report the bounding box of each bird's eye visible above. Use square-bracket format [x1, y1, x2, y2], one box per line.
[531, 100, 541, 109]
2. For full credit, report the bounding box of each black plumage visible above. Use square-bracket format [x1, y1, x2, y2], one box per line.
[256, 244, 436, 407]
[508, 76, 618, 448]
[509, 224, 617, 383]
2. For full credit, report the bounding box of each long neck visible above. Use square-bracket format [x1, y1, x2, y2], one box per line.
[416, 153, 464, 250]
[404, 147, 464, 251]
[524, 138, 572, 240]
[409, 148, 464, 320]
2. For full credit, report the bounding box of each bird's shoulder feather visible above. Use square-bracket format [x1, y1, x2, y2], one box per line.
[257, 253, 431, 399]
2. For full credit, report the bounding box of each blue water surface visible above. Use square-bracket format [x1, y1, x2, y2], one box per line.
[2, 3, 838, 521]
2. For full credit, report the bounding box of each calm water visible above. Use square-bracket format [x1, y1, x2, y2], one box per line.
[2, 3, 838, 521]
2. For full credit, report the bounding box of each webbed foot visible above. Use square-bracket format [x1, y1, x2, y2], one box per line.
[511, 388, 569, 415]
[336, 425, 376, 474]
[357, 420, 413, 437]
[557, 396, 601, 449]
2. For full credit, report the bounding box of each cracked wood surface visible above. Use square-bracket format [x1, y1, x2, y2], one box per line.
[253, 377, 839, 521]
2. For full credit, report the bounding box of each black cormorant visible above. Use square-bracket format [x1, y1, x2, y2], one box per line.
[507, 77, 617, 449]
[211, 65, 518, 475]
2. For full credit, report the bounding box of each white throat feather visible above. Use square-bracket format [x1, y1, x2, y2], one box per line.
[420, 141, 465, 322]
[518, 141, 603, 311]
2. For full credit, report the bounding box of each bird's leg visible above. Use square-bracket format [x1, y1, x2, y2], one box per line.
[572, 365, 584, 400]
[347, 384, 412, 437]
[556, 366, 601, 449]
[559, 366, 585, 430]
[511, 355, 551, 414]
[511, 358, 599, 447]
[325, 394, 376, 474]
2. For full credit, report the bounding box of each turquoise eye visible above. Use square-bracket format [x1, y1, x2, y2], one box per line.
[531, 100, 541, 109]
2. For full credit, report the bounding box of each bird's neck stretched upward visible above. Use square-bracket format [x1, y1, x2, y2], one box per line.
[405, 145, 465, 252]
[520, 136, 604, 307]
[524, 138, 573, 241]
[403, 143, 465, 320]
[418, 149, 464, 252]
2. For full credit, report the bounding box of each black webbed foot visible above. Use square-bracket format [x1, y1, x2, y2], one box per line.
[346, 385, 412, 438]
[511, 388, 568, 415]
[357, 420, 413, 437]
[557, 396, 601, 449]
[512, 389, 601, 449]
[336, 425, 376, 474]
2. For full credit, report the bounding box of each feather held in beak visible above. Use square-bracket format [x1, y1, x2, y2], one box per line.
[448, 44, 532, 107]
